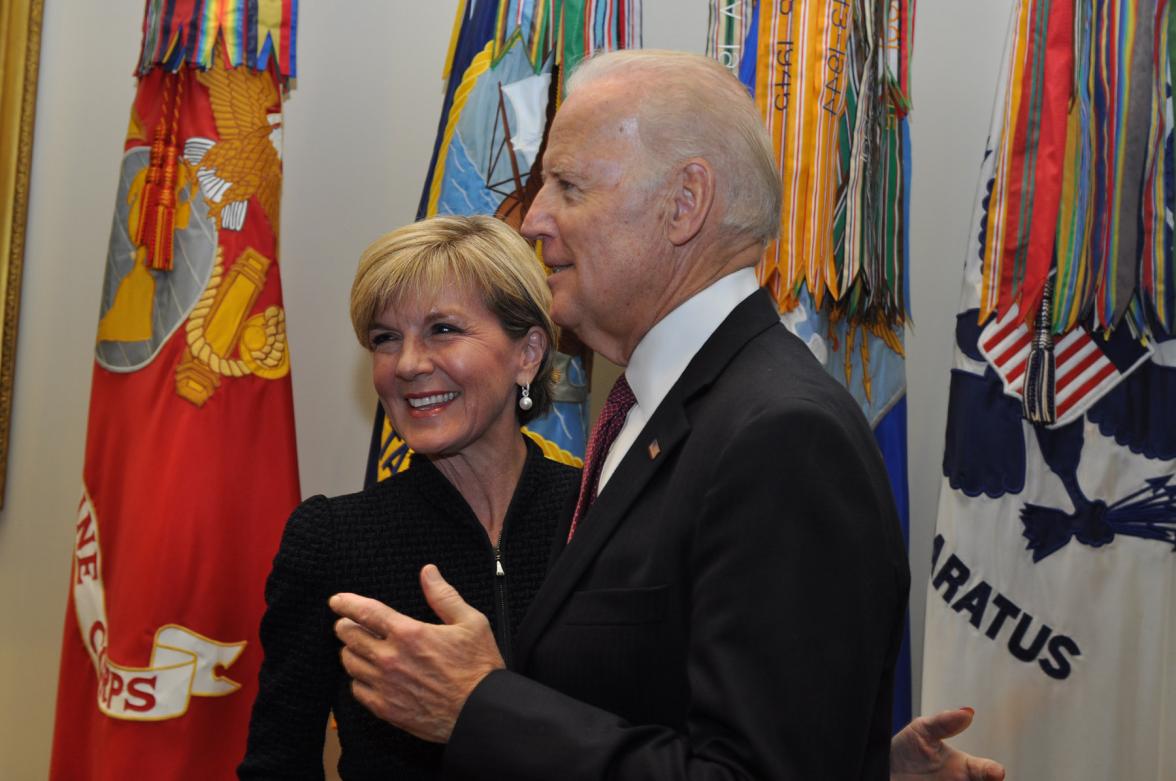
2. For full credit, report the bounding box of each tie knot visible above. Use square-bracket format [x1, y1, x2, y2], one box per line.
[602, 373, 636, 418]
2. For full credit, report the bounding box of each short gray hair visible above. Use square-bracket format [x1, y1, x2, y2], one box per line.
[567, 50, 781, 244]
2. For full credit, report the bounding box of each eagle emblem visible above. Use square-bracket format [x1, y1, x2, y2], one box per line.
[185, 56, 282, 234]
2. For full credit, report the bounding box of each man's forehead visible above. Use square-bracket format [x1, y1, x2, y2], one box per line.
[549, 88, 640, 152]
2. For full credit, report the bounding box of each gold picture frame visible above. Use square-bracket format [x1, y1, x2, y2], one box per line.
[0, 0, 44, 509]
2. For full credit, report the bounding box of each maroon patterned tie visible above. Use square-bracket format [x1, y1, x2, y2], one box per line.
[567, 373, 636, 542]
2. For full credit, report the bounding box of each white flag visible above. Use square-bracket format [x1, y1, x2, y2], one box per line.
[920, 16, 1176, 776]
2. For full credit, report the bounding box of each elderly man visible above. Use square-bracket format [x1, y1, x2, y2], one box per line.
[331, 50, 1003, 780]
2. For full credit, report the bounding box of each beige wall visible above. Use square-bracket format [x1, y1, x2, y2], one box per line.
[0, 1, 1007, 776]
[0, 3, 143, 777]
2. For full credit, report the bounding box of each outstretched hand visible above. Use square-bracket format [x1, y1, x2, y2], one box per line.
[329, 564, 504, 743]
[891, 708, 1006, 781]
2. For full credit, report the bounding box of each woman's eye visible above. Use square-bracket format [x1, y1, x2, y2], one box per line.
[369, 331, 399, 350]
[432, 322, 460, 335]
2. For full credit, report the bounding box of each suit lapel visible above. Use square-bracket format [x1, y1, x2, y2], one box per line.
[515, 288, 781, 666]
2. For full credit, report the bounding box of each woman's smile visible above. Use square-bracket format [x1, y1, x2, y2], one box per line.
[406, 391, 460, 413]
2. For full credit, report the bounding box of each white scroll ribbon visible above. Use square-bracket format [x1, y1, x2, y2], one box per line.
[74, 487, 247, 721]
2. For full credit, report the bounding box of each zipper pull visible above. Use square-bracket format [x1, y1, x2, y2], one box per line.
[495, 547, 505, 577]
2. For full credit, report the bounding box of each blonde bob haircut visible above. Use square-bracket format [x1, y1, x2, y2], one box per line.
[350, 215, 557, 424]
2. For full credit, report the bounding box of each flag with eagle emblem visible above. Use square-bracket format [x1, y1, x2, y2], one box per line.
[49, 3, 300, 778]
[921, 4, 1176, 778]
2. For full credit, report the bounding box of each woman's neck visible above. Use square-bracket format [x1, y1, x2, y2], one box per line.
[429, 432, 528, 546]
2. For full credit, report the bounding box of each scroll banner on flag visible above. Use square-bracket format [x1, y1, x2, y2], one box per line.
[922, 5, 1176, 778]
[711, 0, 915, 732]
[367, 0, 643, 485]
[72, 488, 248, 721]
[50, 4, 300, 777]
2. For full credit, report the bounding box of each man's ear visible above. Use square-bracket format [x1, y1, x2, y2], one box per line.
[666, 159, 716, 246]
[517, 326, 548, 383]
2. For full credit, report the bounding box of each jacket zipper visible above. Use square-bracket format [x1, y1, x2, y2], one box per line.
[493, 544, 513, 668]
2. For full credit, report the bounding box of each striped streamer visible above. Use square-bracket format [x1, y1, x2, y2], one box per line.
[754, 0, 851, 310]
[136, 0, 298, 81]
[998, 0, 1073, 328]
[1139, 0, 1170, 333]
[557, 0, 639, 82]
[743, 0, 911, 328]
[707, 0, 754, 74]
[1097, 0, 1150, 328]
[1053, 0, 1096, 332]
[983, 0, 1176, 340]
[980, 0, 1034, 322]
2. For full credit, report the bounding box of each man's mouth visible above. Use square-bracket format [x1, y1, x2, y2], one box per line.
[407, 392, 459, 409]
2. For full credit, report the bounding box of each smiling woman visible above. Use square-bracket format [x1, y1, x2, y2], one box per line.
[355, 219, 552, 474]
[350, 214, 557, 429]
[240, 215, 581, 779]
[366, 284, 539, 462]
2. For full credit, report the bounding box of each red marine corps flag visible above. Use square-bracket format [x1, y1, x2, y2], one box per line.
[50, 3, 300, 778]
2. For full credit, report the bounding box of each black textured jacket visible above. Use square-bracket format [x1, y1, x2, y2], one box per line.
[239, 436, 580, 780]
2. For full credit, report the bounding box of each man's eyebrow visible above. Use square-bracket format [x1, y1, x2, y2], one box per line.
[543, 155, 576, 176]
[546, 165, 584, 183]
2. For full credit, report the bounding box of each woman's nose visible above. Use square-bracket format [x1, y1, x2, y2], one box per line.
[395, 336, 432, 379]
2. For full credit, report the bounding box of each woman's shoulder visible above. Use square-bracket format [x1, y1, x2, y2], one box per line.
[533, 451, 580, 477]
[523, 436, 581, 480]
[285, 470, 427, 537]
[520, 439, 581, 511]
[315, 465, 429, 509]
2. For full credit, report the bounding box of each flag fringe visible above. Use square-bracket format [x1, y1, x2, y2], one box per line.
[137, 0, 298, 83]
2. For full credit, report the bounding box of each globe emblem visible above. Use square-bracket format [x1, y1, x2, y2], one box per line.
[95, 145, 216, 372]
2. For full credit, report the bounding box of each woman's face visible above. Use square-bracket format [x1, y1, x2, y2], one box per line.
[368, 285, 539, 461]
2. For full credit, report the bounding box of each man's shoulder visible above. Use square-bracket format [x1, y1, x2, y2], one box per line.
[688, 321, 875, 443]
[725, 322, 844, 398]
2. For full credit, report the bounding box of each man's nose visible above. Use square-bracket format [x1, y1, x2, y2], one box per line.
[520, 184, 553, 241]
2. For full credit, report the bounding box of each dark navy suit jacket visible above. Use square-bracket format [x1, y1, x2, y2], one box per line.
[445, 288, 910, 780]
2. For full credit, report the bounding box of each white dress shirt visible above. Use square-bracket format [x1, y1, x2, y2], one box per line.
[596, 267, 760, 492]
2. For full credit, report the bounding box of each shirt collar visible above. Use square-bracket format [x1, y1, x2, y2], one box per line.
[624, 267, 759, 414]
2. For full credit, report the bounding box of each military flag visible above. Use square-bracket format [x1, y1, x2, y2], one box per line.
[366, 0, 642, 484]
[50, 3, 300, 778]
[711, 0, 916, 730]
[922, 3, 1176, 778]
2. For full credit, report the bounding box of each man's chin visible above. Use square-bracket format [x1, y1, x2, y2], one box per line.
[549, 300, 579, 333]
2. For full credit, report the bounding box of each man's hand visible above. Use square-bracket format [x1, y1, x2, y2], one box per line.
[329, 564, 505, 743]
[891, 708, 1006, 781]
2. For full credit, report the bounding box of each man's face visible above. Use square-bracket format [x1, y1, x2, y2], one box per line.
[520, 82, 667, 362]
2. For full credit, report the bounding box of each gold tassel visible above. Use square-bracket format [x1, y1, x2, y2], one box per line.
[134, 74, 173, 248]
[147, 70, 185, 271]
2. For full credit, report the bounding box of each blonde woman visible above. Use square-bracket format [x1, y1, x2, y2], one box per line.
[240, 216, 578, 779]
